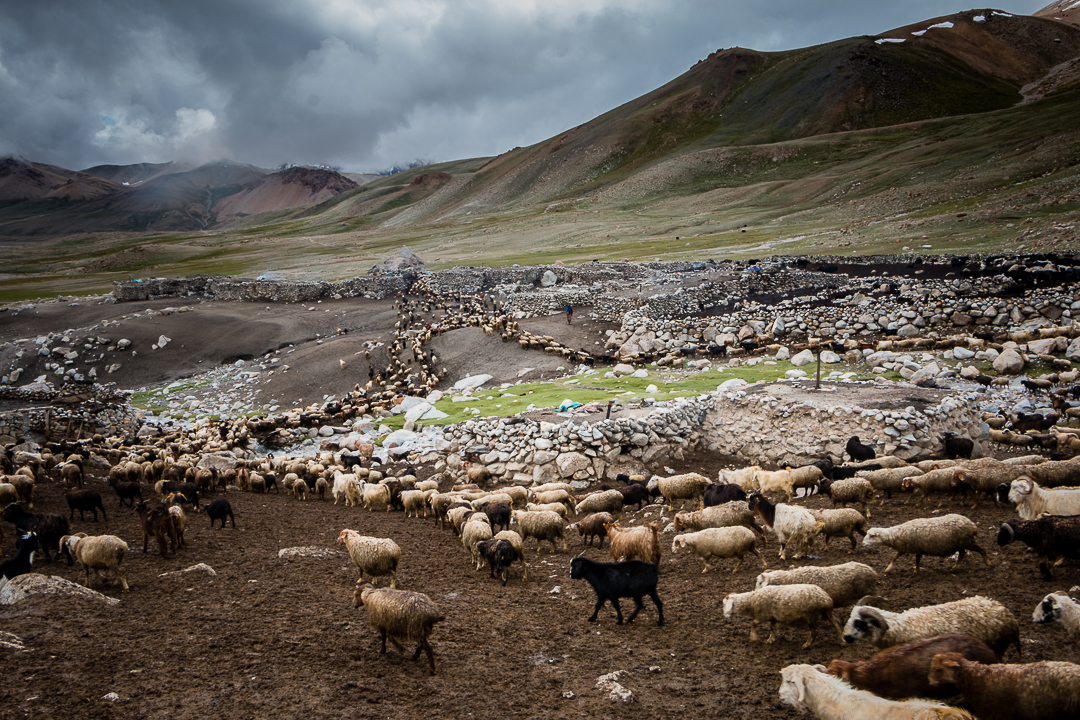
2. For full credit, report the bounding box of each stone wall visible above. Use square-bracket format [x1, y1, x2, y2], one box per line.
[0, 383, 139, 443]
[113, 274, 407, 303]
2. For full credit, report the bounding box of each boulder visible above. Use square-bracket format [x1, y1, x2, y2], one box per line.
[790, 349, 816, 367]
[555, 452, 591, 478]
[540, 270, 558, 287]
[992, 348, 1025, 375]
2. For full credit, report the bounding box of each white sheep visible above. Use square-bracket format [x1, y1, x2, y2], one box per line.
[809, 508, 868, 553]
[747, 494, 820, 560]
[723, 584, 843, 649]
[1008, 476, 1080, 520]
[530, 482, 575, 496]
[344, 477, 365, 508]
[901, 466, 963, 506]
[414, 479, 439, 492]
[753, 469, 797, 503]
[363, 483, 393, 512]
[574, 489, 624, 516]
[468, 492, 514, 510]
[779, 663, 975, 720]
[1032, 591, 1080, 644]
[494, 485, 528, 508]
[525, 501, 569, 518]
[862, 514, 989, 574]
[671, 526, 764, 573]
[755, 561, 879, 610]
[530, 489, 573, 507]
[59, 533, 130, 593]
[825, 479, 874, 518]
[353, 583, 445, 675]
[657, 472, 711, 511]
[786, 465, 824, 498]
[720, 465, 761, 493]
[859, 465, 922, 500]
[510, 509, 567, 554]
[672, 502, 765, 542]
[842, 595, 1021, 657]
[402, 489, 435, 518]
[461, 513, 493, 570]
[337, 530, 402, 588]
[332, 471, 359, 505]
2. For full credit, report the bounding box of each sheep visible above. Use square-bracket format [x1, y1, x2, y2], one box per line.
[606, 522, 660, 565]
[402, 489, 434, 518]
[344, 477, 365, 508]
[842, 596, 1021, 658]
[604, 481, 650, 510]
[656, 472, 711, 511]
[476, 538, 518, 585]
[166, 503, 187, 548]
[133, 501, 178, 557]
[952, 465, 1029, 508]
[928, 652, 1080, 720]
[467, 492, 513, 511]
[492, 530, 528, 581]
[10, 475, 33, 508]
[1007, 477, 1080, 520]
[1032, 592, 1080, 645]
[826, 634, 1000, 701]
[747, 493, 820, 560]
[524, 501, 568, 518]
[530, 481, 575, 496]
[859, 465, 921, 500]
[337, 530, 402, 588]
[461, 460, 491, 488]
[786, 464, 825, 498]
[315, 476, 329, 500]
[863, 514, 990, 574]
[362, 483, 393, 512]
[510, 509, 567, 554]
[997, 515, 1080, 580]
[902, 466, 965, 507]
[671, 526, 764, 573]
[753, 468, 798, 503]
[0, 531, 38, 588]
[65, 489, 107, 522]
[59, 460, 84, 488]
[573, 489, 624, 516]
[818, 478, 874, 518]
[106, 476, 144, 507]
[447, 505, 476, 536]
[292, 477, 308, 501]
[2, 503, 69, 562]
[203, 498, 235, 528]
[723, 584, 842, 649]
[529, 489, 572, 508]
[673, 501, 765, 541]
[58, 533, 130, 592]
[756, 562, 879, 611]
[0, 482, 17, 507]
[779, 663, 975, 720]
[493, 484, 528, 508]
[1027, 457, 1080, 488]
[809, 508, 868, 552]
[474, 502, 510, 533]
[702, 482, 746, 507]
[352, 583, 445, 675]
[846, 436, 876, 462]
[461, 514, 493, 570]
[720, 465, 760, 493]
[570, 512, 615, 547]
[414, 479, 439, 492]
[568, 556, 664, 626]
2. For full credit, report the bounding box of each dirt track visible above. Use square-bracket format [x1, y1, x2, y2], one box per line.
[2, 455, 1076, 720]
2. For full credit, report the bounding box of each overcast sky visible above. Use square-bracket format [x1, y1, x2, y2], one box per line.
[0, 0, 1050, 173]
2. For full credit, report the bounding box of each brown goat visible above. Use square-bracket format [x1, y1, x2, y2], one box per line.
[134, 501, 178, 557]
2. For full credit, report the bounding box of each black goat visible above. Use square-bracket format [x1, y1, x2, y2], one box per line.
[941, 432, 974, 460]
[65, 489, 107, 522]
[0, 531, 39, 585]
[477, 538, 517, 586]
[2, 503, 70, 562]
[475, 502, 511, 533]
[106, 476, 144, 507]
[601, 481, 651, 511]
[703, 483, 747, 507]
[203, 499, 235, 528]
[569, 556, 664, 626]
[831, 463, 883, 480]
[998, 515, 1080, 581]
[846, 436, 876, 462]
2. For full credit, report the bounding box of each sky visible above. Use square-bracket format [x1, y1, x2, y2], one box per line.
[0, 0, 1051, 174]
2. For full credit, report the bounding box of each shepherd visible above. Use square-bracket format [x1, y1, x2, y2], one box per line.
[566, 303, 573, 324]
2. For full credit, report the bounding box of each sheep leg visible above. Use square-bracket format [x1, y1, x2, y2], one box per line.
[378, 629, 389, 654]
[950, 549, 966, 572]
[118, 565, 130, 593]
[748, 621, 760, 643]
[827, 610, 845, 644]
[730, 555, 742, 574]
[884, 551, 903, 573]
[389, 571, 397, 590]
[847, 534, 857, 553]
[974, 544, 991, 568]
[765, 620, 777, 644]
[519, 558, 528, 581]
[913, 553, 922, 574]
[701, 557, 712, 574]
[414, 639, 436, 675]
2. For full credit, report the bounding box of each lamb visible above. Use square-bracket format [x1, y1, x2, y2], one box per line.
[525, 501, 569, 518]
[0, 531, 38, 588]
[492, 530, 528, 581]
[928, 652, 1080, 720]
[779, 663, 975, 720]
[809, 508, 868, 552]
[1032, 592, 1080, 645]
[569, 556, 664, 626]
[723, 584, 843, 649]
[846, 436, 876, 462]
[315, 476, 329, 500]
[656, 472, 711, 511]
[461, 514, 493, 570]
[901, 466, 964, 507]
[65, 488, 108, 522]
[997, 515, 1080, 581]
[203, 498, 235, 528]
[825, 634, 999, 701]
[753, 468, 798, 503]
[673, 501, 765, 541]
[747, 493, 820, 560]
[570, 512, 615, 547]
[510, 509, 567, 554]
[402, 489, 434, 518]
[842, 596, 1021, 658]
[166, 502, 187, 548]
[337, 530, 402, 588]
[353, 583, 445, 675]
[573, 489, 624, 516]
[606, 522, 660, 565]
[2, 503, 70, 562]
[755, 562, 879, 611]
[529, 489, 572, 508]
[59, 533, 130, 592]
[862, 514, 990, 574]
[59, 460, 84, 488]
[671, 526, 764, 573]
[817, 478, 874, 518]
[106, 476, 144, 507]
[859, 465, 921, 500]
[1007, 477, 1080, 520]
[292, 477, 308, 500]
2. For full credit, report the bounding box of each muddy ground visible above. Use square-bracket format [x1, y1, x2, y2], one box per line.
[2, 454, 1078, 720]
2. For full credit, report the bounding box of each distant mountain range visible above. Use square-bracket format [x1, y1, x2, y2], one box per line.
[1, 5, 1079, 239]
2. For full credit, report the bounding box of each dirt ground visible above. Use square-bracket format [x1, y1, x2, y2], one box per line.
[2, 453, 1077, 720]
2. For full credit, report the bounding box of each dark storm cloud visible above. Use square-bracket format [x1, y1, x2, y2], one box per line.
[0, 0, 1050, 172]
